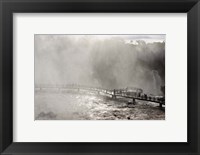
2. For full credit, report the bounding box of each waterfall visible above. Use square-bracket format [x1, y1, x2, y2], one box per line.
[152, 70, 162, 95]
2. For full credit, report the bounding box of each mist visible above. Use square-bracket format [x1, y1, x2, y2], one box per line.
[35, 35, 165, 95]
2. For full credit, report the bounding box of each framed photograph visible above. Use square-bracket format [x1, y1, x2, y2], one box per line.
[0, 0, 199, 154]
[34, 34, 166, 121]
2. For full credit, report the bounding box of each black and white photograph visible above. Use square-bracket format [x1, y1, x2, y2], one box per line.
[34, 34, 165, 120]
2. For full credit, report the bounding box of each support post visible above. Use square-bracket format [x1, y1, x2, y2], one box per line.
[132, 98, 136, 104]
[112, 89, 116, 99]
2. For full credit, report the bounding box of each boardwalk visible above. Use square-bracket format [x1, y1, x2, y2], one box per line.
[35, 84, 165, 108]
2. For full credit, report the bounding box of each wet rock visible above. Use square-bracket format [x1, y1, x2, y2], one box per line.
[36, 111, 57, 120]
[127, 104, 135, 108]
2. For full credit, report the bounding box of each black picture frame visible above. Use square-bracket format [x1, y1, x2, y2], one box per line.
[0, 0, 199, 154]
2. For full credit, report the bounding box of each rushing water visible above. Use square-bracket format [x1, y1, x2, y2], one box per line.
[35, 90, 165, 120]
